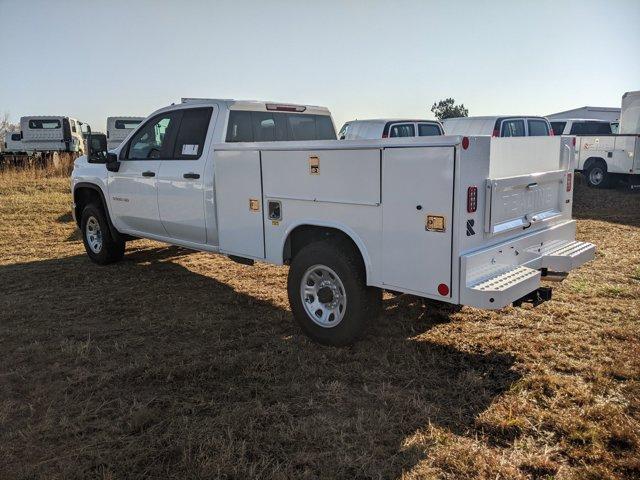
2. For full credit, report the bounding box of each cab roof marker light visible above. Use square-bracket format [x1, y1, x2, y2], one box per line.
[266, 104, 306, 112]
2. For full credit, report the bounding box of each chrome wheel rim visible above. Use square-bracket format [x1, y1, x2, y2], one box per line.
[589, 167, 604, 185]
[300, 264, 347, 328]
[85, 216, 103, 253]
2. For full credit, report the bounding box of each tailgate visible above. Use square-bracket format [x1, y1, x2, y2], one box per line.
[485, 169, 567, 235]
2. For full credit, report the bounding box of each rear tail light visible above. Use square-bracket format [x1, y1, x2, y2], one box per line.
[566, 173, 572, 192]
[382, 132, 388, 138]
[572, 137, 576, 146]
[266, 104, 306, 112]
[461, 136, 470, 149]
[549, 128, 554, 136]
[492, 129, 500, 137]
[467, 186, 478, 212]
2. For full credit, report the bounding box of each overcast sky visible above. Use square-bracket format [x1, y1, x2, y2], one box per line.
[0, 0, 638, 131]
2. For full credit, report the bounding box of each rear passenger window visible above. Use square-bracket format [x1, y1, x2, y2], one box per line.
[173, 108, 213, 159]
[226, 111, 253, 142]
[550, 122, 566, 136]
[528, 120, 549, 136]
[288, 115, 316, 140]
[501, 119, 525, 137]
[390, 124, 415, 137]
[226, 111, 336, 142]
[11, 133, 21, 141]
[418, 123, 441, 136]
[569, 122, 612, 135]
[251, 112, 276, 142]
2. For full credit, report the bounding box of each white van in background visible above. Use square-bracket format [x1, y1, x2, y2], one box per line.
[338, 119, 443, 140]
[20, 116, 85, 153]
[443, 116, 552, 137]
[106, 117, 144, 150]
[549, 119, 612, 136]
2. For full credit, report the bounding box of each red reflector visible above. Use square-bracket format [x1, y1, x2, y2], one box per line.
[462, 136, 470, 150]
[467, 186, 478, 212]
[438, 283, 449, 296]
[492, 129, 500, 137]
[265, 104, 306, 112]
[566, 172, 572, 192]
[572, 137, 576, 146]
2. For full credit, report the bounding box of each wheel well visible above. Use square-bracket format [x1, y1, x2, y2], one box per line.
[583, 157, 607, 172]
[73, 186, 103, 227]
[283, 225, 367, 277]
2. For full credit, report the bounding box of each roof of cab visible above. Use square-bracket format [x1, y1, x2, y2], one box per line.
[547, 118, 611, 123]
[180, 98, 331, 116]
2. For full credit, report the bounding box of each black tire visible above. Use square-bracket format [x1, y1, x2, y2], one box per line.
[585, 161, 611, 188]
[287, 239, 380, 346]
[80, 203, 125, 265]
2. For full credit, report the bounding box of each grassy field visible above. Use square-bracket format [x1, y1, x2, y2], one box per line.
[0, 170, 638, 479]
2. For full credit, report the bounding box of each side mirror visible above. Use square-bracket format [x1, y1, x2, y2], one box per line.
[88, 133, 108, 163]
[105, 152, 120, 172]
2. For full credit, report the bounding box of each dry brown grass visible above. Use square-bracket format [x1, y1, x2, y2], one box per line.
[0, 171, 638, 479]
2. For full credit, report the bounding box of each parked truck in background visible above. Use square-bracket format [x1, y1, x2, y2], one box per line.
[71, 98, 594, 346]
[20, 116, 85, 154]
[443, 116, 552, 137]
[572, 91, 640, 188]
[106, 117, 144, 150]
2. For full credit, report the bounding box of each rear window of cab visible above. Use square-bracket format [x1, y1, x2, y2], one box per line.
[226, 111, 336, 142]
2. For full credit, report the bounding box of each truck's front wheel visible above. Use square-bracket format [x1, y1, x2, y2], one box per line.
[287, 240, 380, 346]
[80, 204, 125, 265]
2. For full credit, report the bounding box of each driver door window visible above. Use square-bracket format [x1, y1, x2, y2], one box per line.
[126, 113, 180, 159]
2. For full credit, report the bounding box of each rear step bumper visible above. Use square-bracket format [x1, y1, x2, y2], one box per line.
[460, 221, 595, 309]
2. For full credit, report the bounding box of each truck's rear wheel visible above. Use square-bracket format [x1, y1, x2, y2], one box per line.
[287, 239, 380, 346]
[585, 162, 611, 188]
[80, 203, 125, 265]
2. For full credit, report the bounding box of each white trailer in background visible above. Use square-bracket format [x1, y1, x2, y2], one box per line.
[106, 117, 144, 150]
[20, 116, 85, 153]
[70, 98, 594, 346]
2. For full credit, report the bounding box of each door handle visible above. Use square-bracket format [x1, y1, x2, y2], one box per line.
[183, 172, 200, 179]
[142, 171, 155, 177]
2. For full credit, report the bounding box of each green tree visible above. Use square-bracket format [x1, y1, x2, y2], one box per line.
[430, 98, 469, 121]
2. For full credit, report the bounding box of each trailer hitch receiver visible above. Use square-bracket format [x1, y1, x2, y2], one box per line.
[513, 286, 552, 307]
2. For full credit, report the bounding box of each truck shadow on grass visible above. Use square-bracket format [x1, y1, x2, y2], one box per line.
[0, 246, 521, 479]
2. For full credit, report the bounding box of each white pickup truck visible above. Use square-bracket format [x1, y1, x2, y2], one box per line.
[72, 98, 595, 346]
[572, 91, 640, 188]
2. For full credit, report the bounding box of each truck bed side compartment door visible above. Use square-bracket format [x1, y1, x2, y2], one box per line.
[214, 150, 265, 259]
[381, 147, 455, 296]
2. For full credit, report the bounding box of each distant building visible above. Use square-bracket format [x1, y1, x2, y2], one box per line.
[546, 106, 620, 122]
